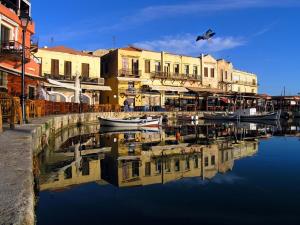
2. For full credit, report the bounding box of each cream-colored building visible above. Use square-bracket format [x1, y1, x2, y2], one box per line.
[100, 46, 258, 110]
[232, 69, 258, 94]
[36, 46, 111, 104]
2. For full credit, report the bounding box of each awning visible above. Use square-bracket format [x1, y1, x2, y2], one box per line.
[149, 85, 189, 93]
[81, 84, 111, 91]
[47, 79, 79, 91]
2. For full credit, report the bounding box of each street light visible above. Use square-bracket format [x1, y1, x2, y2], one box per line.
[19, 13, 31, 124]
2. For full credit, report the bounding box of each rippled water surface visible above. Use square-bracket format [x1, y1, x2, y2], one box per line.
[36, 121, 300, 225]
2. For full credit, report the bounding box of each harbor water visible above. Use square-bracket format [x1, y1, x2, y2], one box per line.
[36, 120, 300, 225]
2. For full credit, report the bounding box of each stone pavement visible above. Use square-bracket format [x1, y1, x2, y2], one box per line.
[0, 126, 35, 225]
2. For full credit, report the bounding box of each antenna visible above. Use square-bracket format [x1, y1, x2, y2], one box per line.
[50, 37, 54, 46]
[112, 36, 116, 49]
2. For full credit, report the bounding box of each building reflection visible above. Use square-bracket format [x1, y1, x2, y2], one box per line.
[38, 120, 299, 191]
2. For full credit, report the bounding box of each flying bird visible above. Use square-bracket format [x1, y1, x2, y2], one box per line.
[196, 29, 216, 41]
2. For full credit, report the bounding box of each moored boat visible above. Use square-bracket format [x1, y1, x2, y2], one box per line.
[99, 116, 161, 127]
[234, 108, 281, 121]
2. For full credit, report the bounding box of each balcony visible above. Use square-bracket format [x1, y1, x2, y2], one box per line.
[0, 41, 31, 62]
[234, 80, 258, 87]
[150, 71, 201, 81]
[1, 0, 19, 14]
[118, 69, 141, 78]
[44, 73, 105, 85]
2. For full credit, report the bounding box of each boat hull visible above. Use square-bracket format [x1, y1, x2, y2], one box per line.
[240, 112, 280, 121]
[99, 117, 160, 127]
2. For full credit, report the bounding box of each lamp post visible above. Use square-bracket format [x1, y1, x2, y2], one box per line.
[19, 13, 31, 124]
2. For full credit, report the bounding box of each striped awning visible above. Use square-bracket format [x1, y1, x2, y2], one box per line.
[149, 85, 189, 93]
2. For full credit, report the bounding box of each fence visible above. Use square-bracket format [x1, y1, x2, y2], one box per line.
[0, 98, 121, 126]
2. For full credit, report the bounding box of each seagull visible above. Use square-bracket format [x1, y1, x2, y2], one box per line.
[196, 29, 216, 41]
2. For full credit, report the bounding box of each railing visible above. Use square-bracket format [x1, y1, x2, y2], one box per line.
[0, 40, 31, 60]
[234, 80, 258, 86]
[0, 97, 121, 124]
[1, 0, 19, 14]
[44, 73, 104, 85]
[118, 69, 141, 78]
[150, 71, 201, 81]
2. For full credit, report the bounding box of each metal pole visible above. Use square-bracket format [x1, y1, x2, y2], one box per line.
[21, 28, 26, 123]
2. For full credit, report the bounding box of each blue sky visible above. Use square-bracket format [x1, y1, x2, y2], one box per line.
[32, 0, 300, 95]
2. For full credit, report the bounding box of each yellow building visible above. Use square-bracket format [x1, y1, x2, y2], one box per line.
[36, 46, 111, 104]
[100, 46, 258, 110]
[232, 69, 258, 94]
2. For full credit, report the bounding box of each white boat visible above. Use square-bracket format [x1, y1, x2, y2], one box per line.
[99, 116, 161, 127]
[234, 108, 281, 121]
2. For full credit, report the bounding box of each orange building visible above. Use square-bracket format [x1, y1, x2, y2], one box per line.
[0, 0, 40, 99]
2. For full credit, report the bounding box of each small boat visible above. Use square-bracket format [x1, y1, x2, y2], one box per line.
[203, 112, 239, 120]
[234, 108, 281, 121]
[99, 116, 161, 127]
[99, 126, 161, 134]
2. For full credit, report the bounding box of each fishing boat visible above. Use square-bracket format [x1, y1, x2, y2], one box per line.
[234, 108, 281, 121]
[99, 116, 161, 127]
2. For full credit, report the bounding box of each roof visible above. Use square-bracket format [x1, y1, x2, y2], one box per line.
[39, 46, 99, 57]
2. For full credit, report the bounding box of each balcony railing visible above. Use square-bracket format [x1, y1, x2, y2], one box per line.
[118, 69, 141, 78]
[1, 0, 19, 14]
[0, 40, 31, 61]
[44, 73, 104, 85]
[234, 80, 258, 86]
[150, 71, 201, 81]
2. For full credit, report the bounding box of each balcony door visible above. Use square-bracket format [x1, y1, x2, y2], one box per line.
[132, 59, 139, 75]
[1, 25, 11, 45]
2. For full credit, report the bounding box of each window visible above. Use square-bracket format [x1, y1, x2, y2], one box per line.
[252, 89, 255, 93]
[252, 79, 256, 85]
[145, 162, 151, 176]
[0, 71, 7, 87]
[145, 60, 150, 73]
[155, 61, 161, 72]
[184, 65, 189, 75]
[165, 159, 171, 172]
[204, 67, 208, 77]
[51, 59, 59, 75]
[132, 161, 140, 177]
[174, 159, 180, 171]
[1, 25, 11, 44]
[174, 64, 180, 74]
[64, 61, 72, 77]
[185, 157, 190, 170]
[211, 155, 215, 165]
[28, 86, 35, 100]
[194, 156, 198, 168]
[225, 71, 228, 80]
[156, 159, 162, 174]
[132, 59, 139, 74]
[164, 63, 170, 74]
[81, 63, 90, 78]
[64, 166, 72, 179]
[122, 57, 129, 70]
[82, 158, 90, 176]
[211, 68, 215, 78]
[193, 66, 198, 75]
[205, 157, 209, 167]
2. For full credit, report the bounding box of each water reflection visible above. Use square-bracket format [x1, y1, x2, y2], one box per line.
[35, 119, 300, 191]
